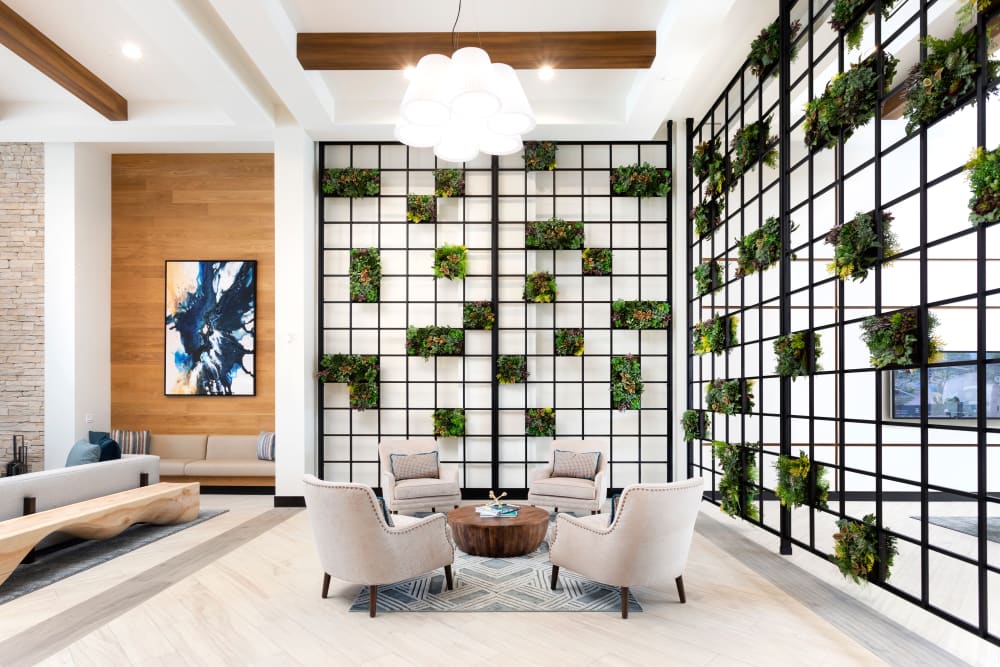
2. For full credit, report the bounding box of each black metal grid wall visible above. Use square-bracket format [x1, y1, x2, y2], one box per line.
[687, 0, 999, 644]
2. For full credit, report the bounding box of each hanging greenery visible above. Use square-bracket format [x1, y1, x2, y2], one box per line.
[433, 408, 466, 438]
[712, 440, 760, 520]
[705, 378, 755, 414]
[463, 301, 495, 330]
[966, 145, 1000, 226]
[861, 308, 942, 369]
[610, 355, 643, 411]
[611, 300, 671, 329]
[774, 331, 822, 380]
[525, 407, 556, 437]
[832, 514, 898, 584]
[609, 162, 672, 197]
[405, 326, 464, 359]
[804, 51, 899, 152]
[693, 314, 738, 356]
[694, 260, 725, 296]
[496, 355, 528, 384]
[525, 218, 585, 249]
[321, 168, 381, 197]
[748, 19, 802, 78]
[829, 0, 899, 51]
[735, 216, 793, 278]
[318, 353, 378, 384]
[730, 117, 778, 181]
[825, 210, 900, 282]
[554, 328, 585, 356]
[692, 137, 730, 197]
[902, 29, 999, 136]
[349, 248, 381, 303]
[523, 141, 558, 171]
[407, 194, 436, 223]
[433, 244, 468, 280]
[523, 272, 558, 303]
[692, 199, 724, 238]
[434, 169, 465, 198]
[957, 0, 1000, 26]
[348, 382, 379, 411]
[582, 248, 613, 276]
[681, 409, 709, 442]
[775, 451, 830, 510]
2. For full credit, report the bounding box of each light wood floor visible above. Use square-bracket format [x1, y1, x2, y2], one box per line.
[0, 495, 992, 667]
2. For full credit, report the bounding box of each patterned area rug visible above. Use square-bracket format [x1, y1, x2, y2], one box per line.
[924, 516, 1000, 543]
[349, 541, 641, 613]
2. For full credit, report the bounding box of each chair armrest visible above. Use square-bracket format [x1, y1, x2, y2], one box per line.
[442, 466, 459, 485]
[381, 513, 455, 579]
[528, 466, 550, 485]
[549, 513, 625, 585]
[380, 470, 397, 504]
[592, 468, 608, 504]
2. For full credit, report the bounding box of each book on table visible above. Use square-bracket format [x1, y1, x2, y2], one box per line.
[476, 503, 519, 518]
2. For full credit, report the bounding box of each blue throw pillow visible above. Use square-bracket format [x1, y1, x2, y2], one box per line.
[88, 431, 110, 445]
[609, 493, 622, 526]
[376, 496, 393, 527]
[66, 439, 101, 467]
[96, 436, 122, 462]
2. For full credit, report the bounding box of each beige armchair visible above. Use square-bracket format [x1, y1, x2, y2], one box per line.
[378, 438, 461, 513]
[549, 477, 704, 618]
[302, 475, 455, 617]
[527, 439, 610, 514]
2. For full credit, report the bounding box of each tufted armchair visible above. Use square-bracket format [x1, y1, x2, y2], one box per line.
[378, 438, 461, 513]
[527, 439, 610, 514]
[549, 477, 704, 618]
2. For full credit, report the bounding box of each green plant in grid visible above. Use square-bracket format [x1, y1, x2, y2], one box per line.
[349, 248, 381, 303]
[611, 300, 670, 329]
[730, 117, 777, 181]
[496, 355, 528, 384]
[735, 216, 795, 278]
[609, 162, 671, 197]
[522, 141, 557, 171]
[693, 314, 738, 356]
[525, 407, 556, 437]
[610, 355, 643, 411]
[433, 169, 465, 198]
[774, 331, 822, 380]
[748, 18, 801, 78]
[681, 409, 709, 442]
[433, 244, 468, 280]
[826, 210, 900, 282]
[321, 168, 381, 197]
[692, 199, 724, 238]
[525, 218, 585, 249]
[832, 514, 898, 584]
[775, 451, 830, 510]
[463, 301, 495, 330]
[966, 145, 1000, 225]
[433, 408, 466, 438]
[691, 136, 729, 197]
[524, 271, 558, 303]
[581, 248, 612, 276]
[694, 260, 724, 296]
[712, 440, 759, 520]
[348, 382, 378, 411]
[407, 194, 436, 223]
[554, 328, 585, 356]
[405, 326, 464, 359]
[861, 309, 942, 369]
[705, 379, 754, 414]
[317, 353, 378, 384]
[829, 0, 899, 51]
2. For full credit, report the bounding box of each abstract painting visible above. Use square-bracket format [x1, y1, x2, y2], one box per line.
[165, 260, 256, 396]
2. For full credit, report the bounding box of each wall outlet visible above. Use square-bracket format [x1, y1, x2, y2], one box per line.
[85, 413, 94, 424]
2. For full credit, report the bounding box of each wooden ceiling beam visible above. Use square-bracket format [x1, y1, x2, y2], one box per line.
[297, 31, 656, 70]
[0, 0, 127, 121]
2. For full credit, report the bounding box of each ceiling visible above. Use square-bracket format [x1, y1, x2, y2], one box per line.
[0, 0, 779, 147]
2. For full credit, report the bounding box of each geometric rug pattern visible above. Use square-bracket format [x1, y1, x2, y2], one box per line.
[924, 516, 1000, 544]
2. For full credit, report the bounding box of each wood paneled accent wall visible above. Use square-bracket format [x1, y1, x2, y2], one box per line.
[111, 154, 274, 435]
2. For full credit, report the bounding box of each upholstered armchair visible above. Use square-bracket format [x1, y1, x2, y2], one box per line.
[378, 438, 461, 513]
[302, 475, 455, 617]
[548, 477, 704, 618]
[527, 439, 610, 514]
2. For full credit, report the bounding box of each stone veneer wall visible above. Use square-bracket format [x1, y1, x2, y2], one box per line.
[0, 143, 44, 471]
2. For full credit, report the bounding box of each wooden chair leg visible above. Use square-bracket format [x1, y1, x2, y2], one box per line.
[675, 575, 686, 604]
[620, 587, 629, 619]
[431, 507, 436, 512]
[444, 564, 454, 590]
[369, 585, 377, 618]
[550, 565, 559, 590]
[322, 573, 331, 599]
[591, 510, 596, 515]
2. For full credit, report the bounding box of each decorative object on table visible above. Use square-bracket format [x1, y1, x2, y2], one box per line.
[692, 137, 729, 197]
[735, 216, 794, 278]
[349, 248, 381, 302]
[692, 199, 724, 238]
[966, 145, 1000, 225]
[829, 0, 899, 51]
[433, 169, 465, 197]
[525, 407, 556, 437]
[712, 440, 760, 520]
[609, 162, 671, 198]
[748, 18, 802, 78]
[693, 314, 738, 356]
[681, 410, 709, 442]
[432, 244, 468, 280]
[804, 51, 899, 152]
[826, 209, 900, 281]
[321, 168, 381, 197]
[832, 513, 898, 584]
[406, 194, 436, 223]
[730, 116, 777, 182]
[523, 141, 557, 171]
[610, 355, 643, 411]
[525, 218, 584, 250]
[861, 308, 942, 369]
[581, 248, 612, 276]
[165, 260, 255, 396]
[496, 355, 528, 384]
[476, 490, 519, 517]
[694, 260, 724, 296]
[5, 435, 29, 477]
[405, 326, 464, 359]
[705, 378, 755, 414]
[318, 353, 380, 410]
[554, 328, 585, 356]
[462, 301, 495, 330]
[775, 451, 830, 510]
[523, 271, 558, 303]
[432, 408, 465, 438]
[774, 331, 822, 380]
[611, 300, 670, 329]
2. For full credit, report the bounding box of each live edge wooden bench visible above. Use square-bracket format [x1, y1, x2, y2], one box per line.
[0, 481, 200, 588]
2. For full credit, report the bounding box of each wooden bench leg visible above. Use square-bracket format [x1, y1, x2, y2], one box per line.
[22, 497, 36, 564]
[139, 472, 149, 487]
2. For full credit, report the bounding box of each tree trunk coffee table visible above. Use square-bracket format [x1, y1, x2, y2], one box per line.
[448, 505, 549, 557]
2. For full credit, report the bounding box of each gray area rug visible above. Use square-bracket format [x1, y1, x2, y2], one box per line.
[923, 516, 1000, 543]
[0, 509, 227, 604]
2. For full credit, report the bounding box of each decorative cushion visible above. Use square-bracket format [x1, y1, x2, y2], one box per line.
[110, 429, 150, 455]
[551, 449, 601, 480]
[394, 477, 461, 500]
[257, 431, 275, 461]
[376, 496, 393, 527]
[88, 431, 109, 444]
[96, 436, 122, 462]
[390, 451, 439, 481]
[530, 476, 596, 500]
[609, 493, 622, 525]
[66, 439, 101, 467]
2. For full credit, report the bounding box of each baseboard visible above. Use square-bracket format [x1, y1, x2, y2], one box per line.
[200, 486, 274, 495]
[274, 495, 305, 507]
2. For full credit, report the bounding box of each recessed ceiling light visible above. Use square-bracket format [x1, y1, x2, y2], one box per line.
[538, 65, 554, 81]
[403, 65, 415, 80]
[121, 42, 142, 60]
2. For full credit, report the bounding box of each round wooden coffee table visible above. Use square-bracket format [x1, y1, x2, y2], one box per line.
[448, 505, 550, 557]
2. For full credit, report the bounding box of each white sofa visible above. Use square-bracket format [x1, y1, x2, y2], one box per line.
[150, 434, 274, 486]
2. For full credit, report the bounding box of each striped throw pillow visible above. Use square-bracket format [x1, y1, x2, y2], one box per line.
[110, 429, 150, 455]
[551, 449, 601, 480]
[390, 451, 439, 481]
[257, 431, 276, 461]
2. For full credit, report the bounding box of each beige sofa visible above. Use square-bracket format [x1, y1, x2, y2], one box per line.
[150, 434, 274, 487]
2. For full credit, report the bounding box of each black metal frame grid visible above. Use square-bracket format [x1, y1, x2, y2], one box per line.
[686, 0, 999, 644]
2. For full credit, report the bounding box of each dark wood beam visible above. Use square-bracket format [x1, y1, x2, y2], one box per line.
[297, 31, 656, 70]
[0, 0, 127, 121]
